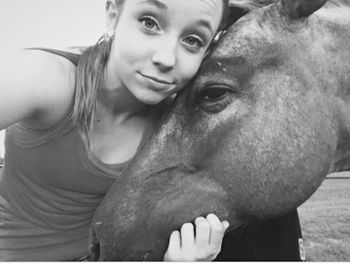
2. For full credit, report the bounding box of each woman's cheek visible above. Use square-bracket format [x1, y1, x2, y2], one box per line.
[181, 55, 203, 81]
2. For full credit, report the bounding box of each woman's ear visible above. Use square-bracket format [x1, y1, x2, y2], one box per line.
[105, 0, 119, 33]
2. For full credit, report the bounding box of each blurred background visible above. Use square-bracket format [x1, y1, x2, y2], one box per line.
[0, 0, 106, 157]
[0, 0, 105, 50]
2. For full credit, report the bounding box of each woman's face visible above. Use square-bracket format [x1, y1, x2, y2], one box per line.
[106, 0, 223, 105]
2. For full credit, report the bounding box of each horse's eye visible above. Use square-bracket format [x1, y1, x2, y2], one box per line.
[198, 85, 234, 113]
[199, 87, 229, 102]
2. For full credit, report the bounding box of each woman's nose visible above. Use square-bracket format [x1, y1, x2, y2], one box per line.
[151, 38, 177, 71]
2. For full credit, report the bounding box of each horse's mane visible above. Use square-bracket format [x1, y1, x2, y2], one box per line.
[228, 0, 350, 11]
[325, 0, 350, 8]
[228, 0, 273, 11]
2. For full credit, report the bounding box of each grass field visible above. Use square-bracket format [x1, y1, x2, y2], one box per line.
[298, 173, 350, 261]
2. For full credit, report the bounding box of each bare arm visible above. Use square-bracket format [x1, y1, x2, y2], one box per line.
[0, 50, 75, 130]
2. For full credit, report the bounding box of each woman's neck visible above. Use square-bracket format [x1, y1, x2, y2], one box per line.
[98, 70, 147, 120]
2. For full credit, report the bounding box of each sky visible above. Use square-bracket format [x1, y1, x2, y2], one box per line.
[0, 0, 105, 50]
[0, 0, 107, 156]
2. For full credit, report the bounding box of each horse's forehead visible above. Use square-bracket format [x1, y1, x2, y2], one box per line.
[213, 18, 275, 62]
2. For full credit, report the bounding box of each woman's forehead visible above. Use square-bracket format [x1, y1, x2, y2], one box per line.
[125, 0, 223, 27]
[128, 0, 223, 13]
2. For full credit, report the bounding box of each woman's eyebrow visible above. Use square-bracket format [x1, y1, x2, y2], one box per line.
[195, 19, 215, 35]
[139, 0, 167, 10]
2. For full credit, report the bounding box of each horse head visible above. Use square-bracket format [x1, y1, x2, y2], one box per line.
[89, 0, 350, 260]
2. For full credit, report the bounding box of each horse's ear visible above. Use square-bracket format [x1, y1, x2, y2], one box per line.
[280, 0, 327, 20]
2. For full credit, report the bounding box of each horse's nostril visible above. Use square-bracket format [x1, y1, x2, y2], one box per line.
[88, 230, 101, 261]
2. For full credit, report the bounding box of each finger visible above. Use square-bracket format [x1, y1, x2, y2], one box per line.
[180, 223, 195, 254]
[206, 214, 225, 248]
[169, 230, 181, 250]
[194, 216, 210, 248]
[222, 220, 230, 231]
[164, 230, 181, 261]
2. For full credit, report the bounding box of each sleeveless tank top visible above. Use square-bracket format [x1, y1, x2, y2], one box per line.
[0, 48, 158, 260]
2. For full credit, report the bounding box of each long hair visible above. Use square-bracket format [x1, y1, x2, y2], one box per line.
[73, 37, 112, 135]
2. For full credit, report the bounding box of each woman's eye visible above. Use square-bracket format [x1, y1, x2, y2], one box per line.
[183, 36, 203, 50]
[140, 16, 160, 31]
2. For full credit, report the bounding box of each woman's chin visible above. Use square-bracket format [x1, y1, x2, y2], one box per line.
[135, 92, 167, 106]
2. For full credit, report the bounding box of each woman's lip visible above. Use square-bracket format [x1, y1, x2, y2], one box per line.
[138, 72, 174, 85]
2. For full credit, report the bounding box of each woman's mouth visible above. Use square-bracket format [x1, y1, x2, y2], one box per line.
[138, 72, 175, 90]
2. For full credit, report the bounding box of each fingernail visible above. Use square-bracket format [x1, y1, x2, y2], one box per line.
[223, 221, 230, 229]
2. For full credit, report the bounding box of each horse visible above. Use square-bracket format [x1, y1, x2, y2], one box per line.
[89, 0, 350, 260]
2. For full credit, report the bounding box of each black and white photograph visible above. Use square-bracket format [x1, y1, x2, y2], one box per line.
[0, 0, 349, 261]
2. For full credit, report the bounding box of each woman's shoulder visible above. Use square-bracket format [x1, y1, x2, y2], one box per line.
[2, 48, 76, 97]
[1, 49, 77, 129]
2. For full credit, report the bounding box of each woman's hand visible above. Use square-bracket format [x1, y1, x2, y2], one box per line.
[164, 214, 229, 261]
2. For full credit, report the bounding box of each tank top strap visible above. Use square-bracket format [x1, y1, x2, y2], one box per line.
[7, 47, 82, 148]
[25, 47, 81, 66]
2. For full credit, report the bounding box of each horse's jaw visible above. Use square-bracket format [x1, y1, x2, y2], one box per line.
[89, 163, 246, 261]
[328, 107, 350, 173]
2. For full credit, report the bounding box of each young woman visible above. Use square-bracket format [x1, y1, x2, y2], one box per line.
[0, 0, 231, 260]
